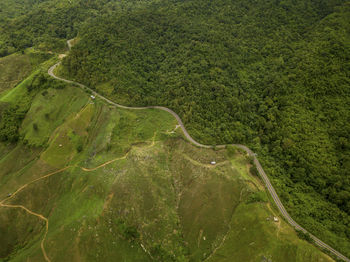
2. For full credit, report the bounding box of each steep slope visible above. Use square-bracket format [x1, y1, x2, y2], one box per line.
[0, 50, 52, 94]
[0, 73, 333, 261]
[59, 0, 350, 256]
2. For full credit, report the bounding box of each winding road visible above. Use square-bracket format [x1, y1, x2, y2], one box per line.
[47, 41, 350, 262]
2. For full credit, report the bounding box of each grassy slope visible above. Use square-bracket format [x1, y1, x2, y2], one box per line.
[0, 53, 32, 93]
[0, 78, 333, 261]
[0, 50, 52, 95]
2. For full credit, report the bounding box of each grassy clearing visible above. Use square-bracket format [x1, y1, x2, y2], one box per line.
[0, 83, 334, 261]
[21, 87, 88, 147]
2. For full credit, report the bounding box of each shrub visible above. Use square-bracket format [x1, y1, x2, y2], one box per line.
[249, 165, 259, 177]
[76, 142, 83, 152]
[116, 219, 140, 240]
[0, 104, 26, 142]
[33, 123, 38, 131]
[226, 145, 236, 157]
[296, 230, 313, 243]
[246, 191, 268, 204]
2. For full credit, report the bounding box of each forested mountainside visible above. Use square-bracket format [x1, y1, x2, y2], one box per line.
[0, 0, 48, 18]
[0, 70, 334, 261]
[0, 0, 113, 56]
[0, 0, 349, 259]
[59, 0, 350, 256]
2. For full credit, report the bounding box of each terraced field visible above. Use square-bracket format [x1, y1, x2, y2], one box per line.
[0, 73, 334, 261]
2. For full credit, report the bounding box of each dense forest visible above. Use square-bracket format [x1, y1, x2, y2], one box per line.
[0, 0, 117, 56]
[0, 0, 349, 258]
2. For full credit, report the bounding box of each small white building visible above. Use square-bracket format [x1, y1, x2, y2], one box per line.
[211, 161, 216, 165]
[90, 95, 95, 99]
[273, 216, 279, 222]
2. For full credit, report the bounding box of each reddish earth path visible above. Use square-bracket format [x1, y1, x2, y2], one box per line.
[0, 157, 129, 261]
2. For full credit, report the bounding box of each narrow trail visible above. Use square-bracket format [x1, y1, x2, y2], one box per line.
[81, 133, 156, 172]
[80, 153, 129, 172]
[0, 203, 51, 262]
[0, 166, 72, 204]
[0, 152, 129, 261]
[45, 40, 350, 262]
[203, 225, 231, 262]
[143, 131, 157, 149]
[0, 167, 73, 262]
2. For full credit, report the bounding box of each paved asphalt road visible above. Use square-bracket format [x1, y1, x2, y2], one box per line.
[47, 43, 350, 262]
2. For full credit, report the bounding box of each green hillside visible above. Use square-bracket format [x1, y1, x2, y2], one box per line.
[57, 0, 350, 256]
[0, 0, 349, 261]
[0, 50, 51, 94]
[0, 71, 333, 261]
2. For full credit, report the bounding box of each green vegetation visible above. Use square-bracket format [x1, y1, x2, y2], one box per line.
[0, 0, 148, 56]
[296, 230, 313, 243]
[0, 77, 333, 261]
[0, 0, 50, 19]
[0, 69, 66, 143]
[57, 0, 350, 256]
[246, 191, 268, 204]
[0, 0, 349, 259]
[0, 50, 51, 94]
[0, 54, 31, 94]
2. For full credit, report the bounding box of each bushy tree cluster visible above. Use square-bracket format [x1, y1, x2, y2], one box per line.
[0, 72, 66, 142]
